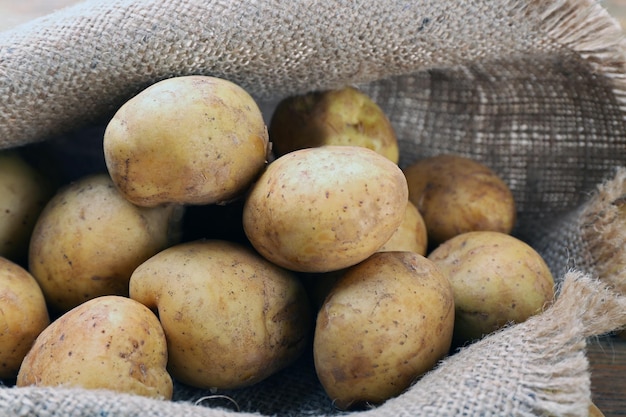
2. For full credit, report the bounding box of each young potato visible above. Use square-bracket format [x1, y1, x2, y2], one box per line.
[17, 295, 172, 399]
[589, 403, 605, 417]
[377, 200, 428, 255]
[28, 173, 182, 313]
[243, 146, 408, 272]
[103, 75, 270, 207]
[129, 239, 312, 390]
[0, 257, 50, 380]
[428, 231, 555, 345]
[0, 151, 53, 263]
[314, 251, 455, 410]
[269, 86, 399, 163]
[303, 202, 430, 309]
[403, 154, 516, 246]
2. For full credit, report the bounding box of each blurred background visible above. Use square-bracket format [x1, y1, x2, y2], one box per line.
[0, 1, 625, 416]
[606, 0, 626, 28]
[0, 0, 79, 30]
[1, 0, 626, 31]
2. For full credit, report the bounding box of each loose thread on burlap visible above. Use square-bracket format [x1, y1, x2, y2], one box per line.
[194, 394, 241, 412]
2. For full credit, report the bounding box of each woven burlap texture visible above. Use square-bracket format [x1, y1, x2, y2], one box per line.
[1, 272, 624, 417]
[2, 0, 626, 241]
[2, 0, 626, 416]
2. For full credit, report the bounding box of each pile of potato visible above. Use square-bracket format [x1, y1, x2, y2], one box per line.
[0, 76, 555, 411]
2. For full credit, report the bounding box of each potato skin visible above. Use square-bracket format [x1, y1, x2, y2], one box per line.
[243, 146, 408, 272]
[589, 402, 605, 417]
[16, 295, 172, 399]
[377, 200, 428, 256]
[269, 87, 399, 163]
[0, 152, 52, 263]
[403, 154, 516, 246]
[103, 75, 270, 207]
[428, 231, 555, 345]
[129, 239, 312, 390]
[0, 257, 50, 379]
[313, 251, 454, 410]
[28, 173, 181, 313]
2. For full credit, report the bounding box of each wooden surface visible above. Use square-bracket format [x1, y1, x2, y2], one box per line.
[0, 1, 625, 416]
[589, 334, 626, 416]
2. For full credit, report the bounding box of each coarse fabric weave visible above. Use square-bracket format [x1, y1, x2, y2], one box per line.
[1, 0, 626, 416]
[0, 272, 624, 416]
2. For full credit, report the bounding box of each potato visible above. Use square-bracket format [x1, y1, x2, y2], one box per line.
[103, 75, 270, 207]
[129, 239, 312, 390]
[16, 295, 172, 399]
[269, 86, 399, 163]
[29, 173, 182, 313]
[313, 251, 454, 410]
[403, 154, 516, 246]
[0, 151, 53, 263]
[377, 200, 428, 255]
[243, 146, 408, 272]
[0, 257, 50, 379]
[427, 231, 555, 345]
[589, 403, 605, 417]
[303, 202, 430, 308]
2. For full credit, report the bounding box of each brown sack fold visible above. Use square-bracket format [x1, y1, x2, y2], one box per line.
[1, 0, 626, 415]
[0, 271, 624, 416]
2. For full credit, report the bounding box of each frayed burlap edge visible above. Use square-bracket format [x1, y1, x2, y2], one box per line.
[362, 270, 626, 417]
[1, 0, 626, 148]
[1, 271, 624, 417]
[0, 0, 625, 416]
[527, 0, 626, 112]
[580, 167, 626, 296]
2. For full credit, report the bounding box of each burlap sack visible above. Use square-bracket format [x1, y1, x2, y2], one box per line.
[1, 0, 626, 415]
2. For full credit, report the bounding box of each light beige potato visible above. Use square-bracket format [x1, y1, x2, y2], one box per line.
[314, 251, 454, 410]
[589, 403, 605, 417]
[243, 146, 408, 272]
[104, 75, 270, 207]
[17, 295, 172, 399]
[428, 231, 555, 345]
[129, 239, 312, 390]
[377, 200, 428, 255]
[29, 173, 182, 313]
[403, 154, 516, 246]
[0, 151, 53, 263]
[305, 202, 428, 311]
[0, 257, 50, 379]
[269, 86, 399, 163]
